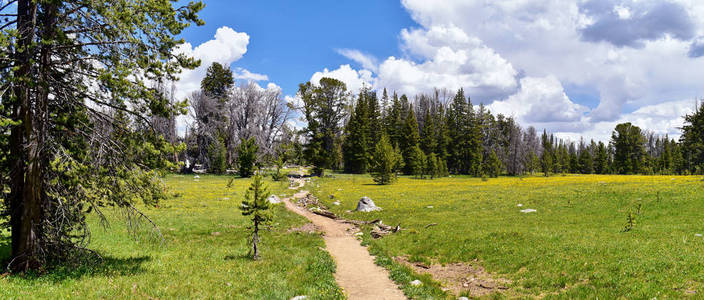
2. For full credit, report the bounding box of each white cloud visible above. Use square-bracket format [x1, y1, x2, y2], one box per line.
[336, 49, 379, 72]
[233, 68, 268, 81]
[172, 26, 250, 100]
[395, 0, 704, 137]
[488, 76, 588, 124]
[310, 64, 375, 93]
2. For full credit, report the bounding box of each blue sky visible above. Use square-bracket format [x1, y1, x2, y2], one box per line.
[173, 0, 704, 141]
[178, 0, 416, 96]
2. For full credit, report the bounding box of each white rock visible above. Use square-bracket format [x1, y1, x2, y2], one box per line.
[333, 201, 341, 206]
[695, 233, 703, 237]
[520, 209, 537, 213]
[458, 297, 469, 300]
[410, 279, 422, 286]
[517, 204, 523, 207]
[290, 296, 307, 300]
[426, 205, 434, 209]
[356, 196, 382, 212]
[267, 195, 281, 204]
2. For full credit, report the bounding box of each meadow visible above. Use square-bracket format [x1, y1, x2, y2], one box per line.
[309, 173, 704, 298]
[0, 174, 342, 299]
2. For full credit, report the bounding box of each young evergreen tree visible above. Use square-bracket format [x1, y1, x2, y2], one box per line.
[426, 153, 439, 179]
[408, 145, 426, 178]
[209, 137, 228, 174]
[484, 149, 502, 178]
[370, 134, 403, 185]
[239, 175, 272, 260]
[238, 137, 259, 177]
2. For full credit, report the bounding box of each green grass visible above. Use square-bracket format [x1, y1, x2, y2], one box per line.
[310, 173, 704, 298]
[0, 174, 343, 299]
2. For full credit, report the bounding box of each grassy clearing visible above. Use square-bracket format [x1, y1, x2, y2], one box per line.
[311, 173, 704, 298]
[1, 174, 342, 299]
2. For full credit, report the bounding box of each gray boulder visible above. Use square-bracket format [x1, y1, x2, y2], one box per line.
[356, 196, 381, 212]
[267, 195, 281, 204]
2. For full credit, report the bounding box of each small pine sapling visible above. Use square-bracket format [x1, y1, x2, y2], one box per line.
[271, 157, 285, 181]
[239, 175, 272, 259]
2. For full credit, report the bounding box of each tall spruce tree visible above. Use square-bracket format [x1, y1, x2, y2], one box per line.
[299, 78, 349, 176]
[447, 89, 468, 174]
[342, 91, 370, 173]
[0, 0, 203, 271]
[370, 134, 403, 185]
[680, 103, 704, 173]
[612, 122, 646, 174]
[401, 105, 421, 175]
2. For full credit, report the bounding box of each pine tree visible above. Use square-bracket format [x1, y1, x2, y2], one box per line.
[0, 0, 203, 271]
[209, 137, 227, 174]
[540, 130, 554, 176]
[342, 92, 370, 173]
[238, 137, 259, 177]
[594, 141, 609, 174]
[680, 103, 704, 173]
[299, 78, 350, 176]
[484, 149, 502, 177]
[421, 108, 437, 155]
[407, 145, 426, 178]
[612, 122, 646, 174]
[401, 105, 421, 175]
[467, 98, 483, 176]
[447, 89, 468, 174]
[201, 62, 234, 101]
[239, 175, 272, 260]
[578, 149, 594, 174]
[370, 134, 403, 185]
[426, 153, 439, 179]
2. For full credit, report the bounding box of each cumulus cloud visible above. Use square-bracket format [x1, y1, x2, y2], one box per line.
[327, 25, 519, 102]
[173, 26, 250, 100]
[310, 64, 375, 93]
[489, 76, 588, 124]
[579, 0, 695, 48]
[395, 0, 704, 136]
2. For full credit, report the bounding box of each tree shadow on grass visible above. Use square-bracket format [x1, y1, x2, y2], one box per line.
[0, 237, 151, 282]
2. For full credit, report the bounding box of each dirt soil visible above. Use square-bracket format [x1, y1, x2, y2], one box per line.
[394, 256, 512, 298]
[284, 177, 406, 300]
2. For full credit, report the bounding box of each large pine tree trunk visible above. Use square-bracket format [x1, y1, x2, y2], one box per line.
[9, 0, 43, 272]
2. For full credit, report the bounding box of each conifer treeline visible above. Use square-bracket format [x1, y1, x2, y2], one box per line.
[301, 79, 701, 178]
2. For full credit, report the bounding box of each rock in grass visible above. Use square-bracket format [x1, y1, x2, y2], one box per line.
[458, 297, 469, 300]
[695, 233, 703, 237]
[520, 208, 537, 213]
[356, 196, 381, 212]
[290, 296, 307, 300]
[410, 279, 422, 286]
[267, 194, 281, 204]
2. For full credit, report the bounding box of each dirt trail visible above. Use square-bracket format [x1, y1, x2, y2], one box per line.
[284, 177, 406, 300]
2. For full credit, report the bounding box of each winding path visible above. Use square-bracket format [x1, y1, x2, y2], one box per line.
[284, 178, 405, 300]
